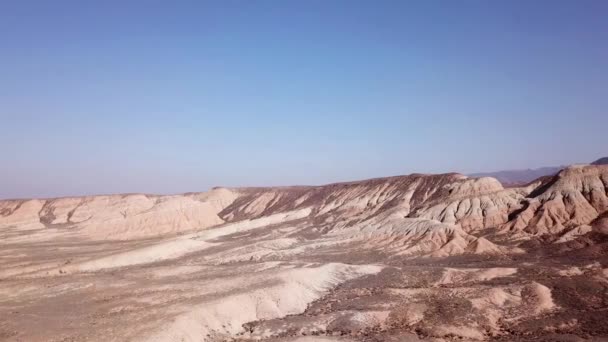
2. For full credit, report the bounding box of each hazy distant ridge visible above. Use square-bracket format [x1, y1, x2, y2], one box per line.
[469, 166, 562, 185]
[591, 157, 608, 165]
[470, 156, 607, 185]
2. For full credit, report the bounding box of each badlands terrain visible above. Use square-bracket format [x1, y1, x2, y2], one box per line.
[1, 164, 608, 341]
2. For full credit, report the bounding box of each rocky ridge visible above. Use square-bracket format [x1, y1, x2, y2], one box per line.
[2, 165, 607, 257]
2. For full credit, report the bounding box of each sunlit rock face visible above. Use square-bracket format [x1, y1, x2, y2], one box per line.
[503, 165, 608, 235]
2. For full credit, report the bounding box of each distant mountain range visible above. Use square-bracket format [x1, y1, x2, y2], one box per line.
[470, 156, 607, 185]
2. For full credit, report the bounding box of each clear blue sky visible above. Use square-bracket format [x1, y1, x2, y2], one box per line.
[1, 1, 607, 199]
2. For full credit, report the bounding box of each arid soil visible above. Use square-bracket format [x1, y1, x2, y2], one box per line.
[1, 165, 607, 341]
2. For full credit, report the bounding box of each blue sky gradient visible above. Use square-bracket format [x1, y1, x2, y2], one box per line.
[1, 1, 607, 198]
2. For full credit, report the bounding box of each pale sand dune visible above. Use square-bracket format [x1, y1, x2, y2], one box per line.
[142, 263, 382, 342]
